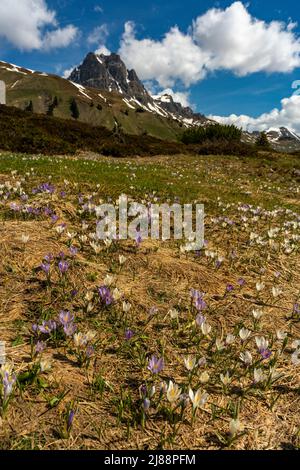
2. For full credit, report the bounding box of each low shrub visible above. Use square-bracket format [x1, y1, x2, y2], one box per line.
[196, 140, 257, 157]
[181, 123, 242, 144]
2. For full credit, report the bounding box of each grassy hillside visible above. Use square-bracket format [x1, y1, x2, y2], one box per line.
[0, 104, 188, 156]
[0, 61, 184, 141]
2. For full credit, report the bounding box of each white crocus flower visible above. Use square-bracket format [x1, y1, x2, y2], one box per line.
[104, 275, 115, 287]
[216, 339, 225, 351]
[201, 323, 212, 336]
[55, 225, 65, 235]
[189, 388, 208, 409]
[90, 242, 101, 254]
[256, 282, 265, 292]
[85, 291, 94, 302]
[229, 419, 242, 437]
[199, 371, 210, 383]
[226, 334, 236, 345]
[113, 288, 122, 300]
[272, 287, 282, 298]
[122, 301, 131, 313]
[239, 328, 251, 341]
[184, 356, 197, 371]
[73, 332, 86, 348]
[292, 351, 300, 366]
[119, 255, 127, 265]
[255, 336, 269, 351]
[168, 309, 179, 320]
[166, 381, 182, 403]
[254, 368, 266, 383]
[21, 234, 30, 244]
[276, 331, 287, 341]
[40, 359, 52, 373]
[240, 351, 253, 366]
[291, 340, 300, 350]
[220, 372, 231, 386]
[252, 309, 263, 320]
[85, 331, 97, 343]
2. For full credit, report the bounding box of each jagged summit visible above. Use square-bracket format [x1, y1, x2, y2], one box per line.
[154, 93, 207, 126]
[68, 52, 150, 106]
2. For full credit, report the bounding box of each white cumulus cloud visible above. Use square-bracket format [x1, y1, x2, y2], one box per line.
[0, 0, 79, 51]
[118, 2, 300, 88]
[210, 95, 300, 134]
[87, 24, 109, 45]
[119, 21, 208, 88]
[193, 1, 300, 75]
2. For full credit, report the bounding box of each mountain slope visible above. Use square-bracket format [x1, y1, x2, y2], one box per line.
[68, 52, 209, 126]
[0, 61, 184, 141]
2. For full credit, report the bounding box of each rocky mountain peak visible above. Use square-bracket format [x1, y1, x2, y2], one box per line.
[68, 52, 151, 105]
[68, 52, 208, 126]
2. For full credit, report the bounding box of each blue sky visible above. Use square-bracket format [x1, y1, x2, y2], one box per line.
[1, 0, 300, 130]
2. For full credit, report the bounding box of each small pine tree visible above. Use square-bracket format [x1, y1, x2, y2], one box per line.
[70, 98, 80, 119]
[25, 100, 33, 112]
[47, 96, 59, 116]
[256, 132, 271, 150]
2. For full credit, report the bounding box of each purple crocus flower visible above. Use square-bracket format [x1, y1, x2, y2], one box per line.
[3, 373, 16, 400]
[238, 278, 246, 287]
[260, 349, 272, 360]
[44, 207, 52, 216]
[135, 231, 142, 246]
[147, 355, 164, 374]
[98, 286, 114, 306]
[69, 246, 78, 257]
[149, 307, 158, 316]
[39, 320, 57, 335]
[51, 214, 59, 224]
[86, 345, 95, 358]
[58, 260, 69, 274]
[35, 341, 46, 354]
[143, 398, 151, 411]
[64, 323, 77, 337]
[293, 303, 300, 316]
[125, 329, 134, 340]
[71, 289, 78, 298]
[67, 409, 75, 432]
[140, 384, 147, 397]
[59, 311, 74, 326]
[191, 289, 207, 311]
[195, 313, 206, 326]
[40, 262, 50, 274]
[44, 254, 54, 263]
[226, 284, 234, 292]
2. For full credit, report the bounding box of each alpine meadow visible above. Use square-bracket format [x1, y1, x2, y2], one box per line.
[0, 0, 299, 456]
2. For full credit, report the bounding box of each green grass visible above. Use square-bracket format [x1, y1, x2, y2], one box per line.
[0, 151, 299, 212]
